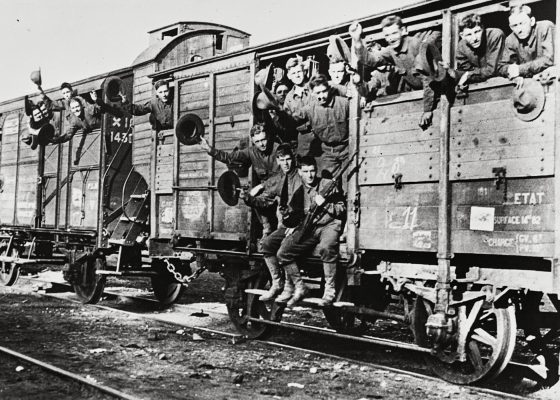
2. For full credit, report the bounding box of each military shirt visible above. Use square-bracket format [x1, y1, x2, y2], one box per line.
[498, 20, 555, 78]
[209, 142, 280, 183]
[127, 97, 173, 131]
[456, 28, 505, 83]
[353, 32, 442, 112]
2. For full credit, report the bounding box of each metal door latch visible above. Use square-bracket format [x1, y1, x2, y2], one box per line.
[392, 173, 403, 190]
[492, 167, 506, 190]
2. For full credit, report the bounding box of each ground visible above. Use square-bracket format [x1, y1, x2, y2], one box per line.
[0, 276, 519, 400]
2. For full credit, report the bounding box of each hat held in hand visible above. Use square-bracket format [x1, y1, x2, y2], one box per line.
[511, 78, 545, 122]
[327, 35, 351, 63]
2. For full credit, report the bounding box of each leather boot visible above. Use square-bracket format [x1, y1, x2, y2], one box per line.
[275, 272, 294, 303]
[259, 257, 284, 301]
[285, 262, 308, 308]
[318, 262, 337, 306]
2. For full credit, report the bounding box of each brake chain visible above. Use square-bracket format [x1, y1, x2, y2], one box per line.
[164, 258, 206, 287]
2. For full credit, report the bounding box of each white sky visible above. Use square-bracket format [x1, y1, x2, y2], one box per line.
[0, 0, 418, 103]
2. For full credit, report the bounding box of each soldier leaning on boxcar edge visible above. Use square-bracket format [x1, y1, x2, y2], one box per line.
[38, 82, 85, 113]
[498, 4, 555, 88]
[51, 91, 121, 144]
[121, 79, 173, 132]
[455, 13, 505, 88]
[199, 122, 280, 236]
[348, 15, 443, 130]
[261, 156, 346, 308]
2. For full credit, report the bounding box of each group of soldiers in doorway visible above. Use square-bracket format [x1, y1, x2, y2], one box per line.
[22, 4, 555, 308]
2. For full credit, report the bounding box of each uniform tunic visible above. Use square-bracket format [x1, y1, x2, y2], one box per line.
[353, 32, 442, 112]
[456, 28, 506, 83]
[498, 20, 555, 78]
[126, 97, 173, 132]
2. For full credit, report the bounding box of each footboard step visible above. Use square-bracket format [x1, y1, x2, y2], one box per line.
[245, 289, 268, 296]
[333, 301, 355, 307]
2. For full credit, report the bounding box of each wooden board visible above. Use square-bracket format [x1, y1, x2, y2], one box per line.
[0, 164, 17, 225]
[15, 163, 38, 226]
[68, 169, 99, 229]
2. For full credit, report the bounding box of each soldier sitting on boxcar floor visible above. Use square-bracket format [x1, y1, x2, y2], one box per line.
[455, 13, 505, 90]
[51, 91, 120, 144]
[498, 4, 555, 88]
[348, 16, 444, 130]
[199, 122, 280, 236]
[261, 156, 345, 308]
[243, 143, 302, 301]
[122, 79, 173, 132]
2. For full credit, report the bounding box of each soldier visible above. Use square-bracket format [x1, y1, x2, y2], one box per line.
[123, 79, 173, 132]
[348, 16, 443, 129]
[262, 156, 346, 308]
[199, 123, 280, 236]
[455, 13, 505, 88]
[283, 74, 349, 179]
[283, 57, 319, 158]
[245, 143, 302, 301]
[51, 91, 120, 144]
[498, 4, 555, 87]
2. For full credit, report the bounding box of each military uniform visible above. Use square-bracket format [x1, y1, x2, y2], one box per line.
[283, 84, 321, 158]
[126, 97, 173, 132]
[353, 31, 442, 113]
[456, 28, 505, 83]
[498, 20, 555, 78]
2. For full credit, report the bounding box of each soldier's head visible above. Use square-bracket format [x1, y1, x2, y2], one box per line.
[508, 4, 535, 41]
[69, 98, 84, 118]
[286, 57, 306, 86]
[250, 123, 268, 152]
[60, 82, 74, 101]
[274, 83, 290, 105]
[459, 13, 484, 49]
[297, 156, 318, 186]
[309, 74, 331, 106]
[328, 61, 347, 85]
[275, 143, 294, 173]
[381, 15, 407, 49]
[154, 80, 170, 103]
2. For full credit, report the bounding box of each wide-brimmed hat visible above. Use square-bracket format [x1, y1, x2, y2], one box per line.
[511, 78, 546, 121]
[102, 75, 123, 103]
[175, 113, 205, 145]
[255, 63, 274, 89]
[414, 41, 446, 82]
[255, 86, 279, 110]
[327, 35, 351, 63]
[217, 170, 242, 206]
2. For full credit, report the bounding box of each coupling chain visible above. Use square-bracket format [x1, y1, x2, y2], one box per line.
[164, 258, 206, 286]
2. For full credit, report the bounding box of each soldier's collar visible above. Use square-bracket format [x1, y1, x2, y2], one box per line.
[395, 35, 410, 54]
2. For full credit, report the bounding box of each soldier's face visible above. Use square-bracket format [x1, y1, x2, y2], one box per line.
[509, 13, 535, 41]
[328, 62, 347, 85]
[312, 84, 330, 106]
[460, 25, 483, 49]
[287, 65, 305, 86]
[61, 88, 73, 101]
[382, 24, 406, 49]
[251, 131, 268, 152]
[70, 100, 82, 117]
[156, 85, 169, 103]
[277, 154, 293, 173]
[275, 84, 289, 104]
[298, 164, 317, 186]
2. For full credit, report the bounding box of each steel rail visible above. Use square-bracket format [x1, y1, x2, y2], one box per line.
[0, 345, 144, 400]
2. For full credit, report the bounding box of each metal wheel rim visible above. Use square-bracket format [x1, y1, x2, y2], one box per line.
[412, 297, 517, 384]
[73, 257, 106, 304]
[0, 248, 20, 286]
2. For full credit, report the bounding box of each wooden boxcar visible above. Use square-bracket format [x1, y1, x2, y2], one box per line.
[1, 0, 559, 385]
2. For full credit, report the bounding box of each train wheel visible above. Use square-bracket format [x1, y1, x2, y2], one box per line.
[73, 256, 106, 304]
[227, 272, 279, 340]
[412, 297, 516, 384]
[0, 248, 20, 286]
[150, 260, 189, 306]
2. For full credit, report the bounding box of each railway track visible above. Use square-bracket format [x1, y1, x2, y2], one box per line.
[0, 345, 142, 400]
[15, 274, 542, 400]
